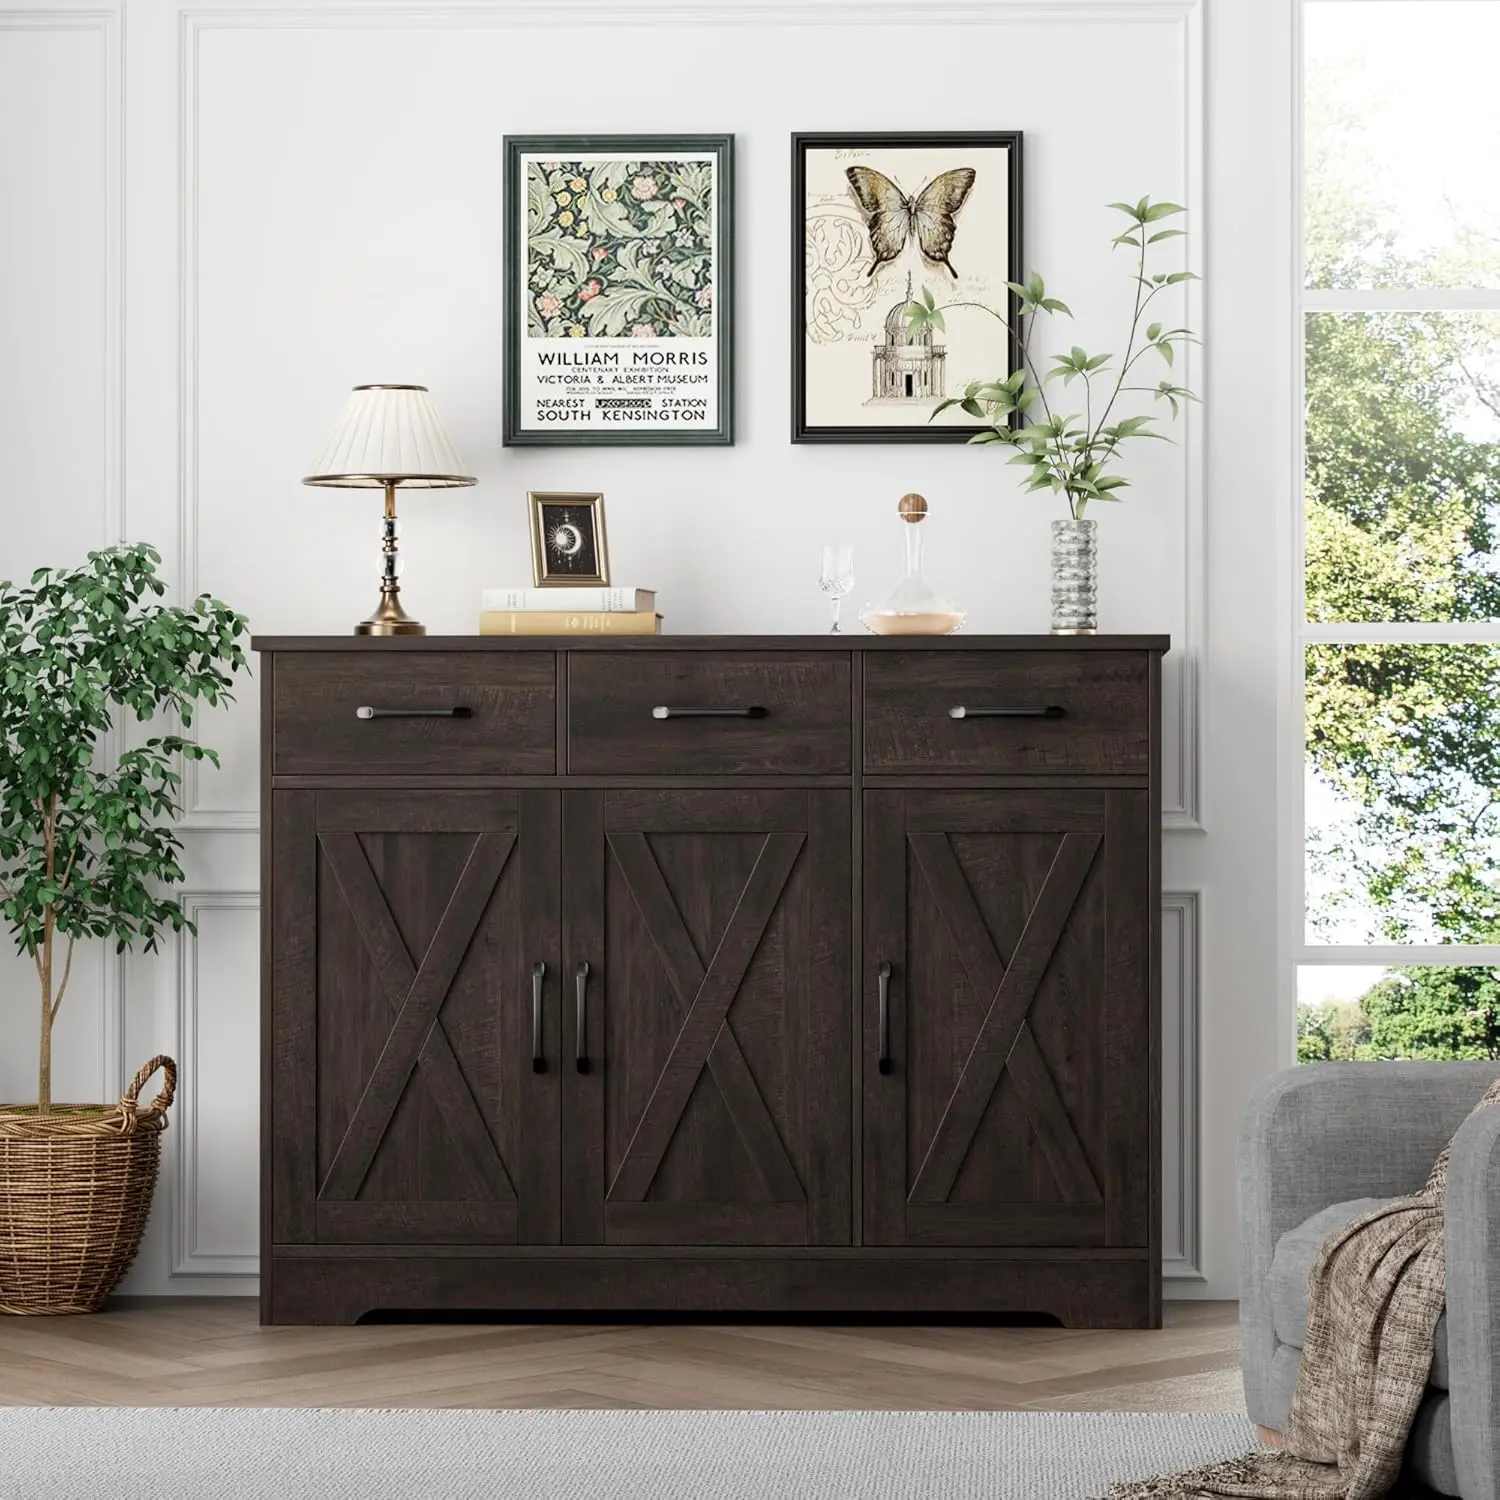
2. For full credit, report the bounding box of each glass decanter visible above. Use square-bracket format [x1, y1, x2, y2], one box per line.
[859, 492, 965, 635]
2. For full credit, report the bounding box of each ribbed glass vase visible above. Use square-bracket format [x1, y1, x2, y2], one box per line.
[1050, 517, 1098, 634]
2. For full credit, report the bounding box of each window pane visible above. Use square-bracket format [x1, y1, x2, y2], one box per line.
[1306, 1, 1500, 289]
[1298, 966, 1500, 1060]
[1306, 644, 1500, 943]
[1305, 311, 1500, 623]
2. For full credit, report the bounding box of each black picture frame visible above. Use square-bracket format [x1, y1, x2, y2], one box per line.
[503, 134, 734, 446]
[791, 130, 1024, 444]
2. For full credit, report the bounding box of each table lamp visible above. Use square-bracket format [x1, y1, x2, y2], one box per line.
[303, 383, 476, 636]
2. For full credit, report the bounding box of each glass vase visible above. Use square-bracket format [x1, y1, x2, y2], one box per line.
[1050, 517, 1097, 634]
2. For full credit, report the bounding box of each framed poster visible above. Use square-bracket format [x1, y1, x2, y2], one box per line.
[792, 131, 1023, 443]
[504, 134, 734, 446]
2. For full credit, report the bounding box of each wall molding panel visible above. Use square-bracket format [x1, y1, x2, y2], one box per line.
[1164, 0, 1205, 831]
[1162, 890, 1203, 1280]
[0, 7, 124, 545]
[0, 8, 113, 30]
[171, 891, 261, 1278]
[0, 5, 125, 1107]
[176, 1, 1201, 26]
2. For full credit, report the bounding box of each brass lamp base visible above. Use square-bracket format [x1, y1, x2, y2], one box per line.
[355, 617, 426, 637]
[355, 590, 425, 637]
[353, 482, 425, 635]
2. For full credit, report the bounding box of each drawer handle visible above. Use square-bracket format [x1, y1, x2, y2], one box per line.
[575, 961, 591, 1075]
[356, 705, 473, 720]
[531, 961, 547, 1075]
[948, 705, 1065, 720]
[651, 705, 768, 720]
[878, 961, 893, 1075]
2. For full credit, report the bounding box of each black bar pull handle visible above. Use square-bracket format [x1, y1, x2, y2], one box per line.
[356, 705, 473, 720]
[651, 705, 768, 720]
[531, 961, 547, 1075]
[947, 705, 1065, 721]
[878, 961, 893, 1075]
[575, 961, 591, 1075]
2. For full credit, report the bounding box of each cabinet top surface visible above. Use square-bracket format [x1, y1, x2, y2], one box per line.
[252, 633, 1170, 653]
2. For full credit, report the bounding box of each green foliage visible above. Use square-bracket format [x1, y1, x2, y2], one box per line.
[1303, 307, 1500, 947]
[1299, 971, 1500, 1064]
[903, 197, 1199, 519]
[1307, 642, 1500, 942]
[1305, 312, 1500, 624]
[0, 542, 247, 1108]
[1362, 969, 1500, 1060]
[1297, 999, 1371, 1063]
[1301, 64, 1500, 949]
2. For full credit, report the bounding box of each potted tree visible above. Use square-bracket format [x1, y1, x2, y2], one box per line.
[0, 543, 246, 1314]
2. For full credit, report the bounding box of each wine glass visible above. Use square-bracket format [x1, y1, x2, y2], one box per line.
[819, 544, 855, 633]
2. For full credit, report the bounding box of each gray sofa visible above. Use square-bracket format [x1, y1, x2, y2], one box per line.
[1241, 1062, 1500, 1498]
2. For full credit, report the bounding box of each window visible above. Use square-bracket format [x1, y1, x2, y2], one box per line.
[1297, 2, 1500, 1056]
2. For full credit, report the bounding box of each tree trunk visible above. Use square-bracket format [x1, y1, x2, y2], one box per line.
[37, 795, 56, 1115]
[38, 960, 51, 1116]
[38, 923, 52, 1115]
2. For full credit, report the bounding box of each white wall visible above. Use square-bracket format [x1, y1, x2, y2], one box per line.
[0, 0, 1288, 1301]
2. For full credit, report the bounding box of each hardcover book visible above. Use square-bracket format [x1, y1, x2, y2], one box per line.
[478, 610, 662, 636]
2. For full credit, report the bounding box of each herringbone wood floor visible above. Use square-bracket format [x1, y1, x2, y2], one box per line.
[0, 1299, 1243, 1411]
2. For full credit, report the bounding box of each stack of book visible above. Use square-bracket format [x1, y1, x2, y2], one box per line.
[478, 586, 661, 636]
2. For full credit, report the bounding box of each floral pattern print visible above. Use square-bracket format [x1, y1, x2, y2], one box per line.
[526, 158, 716, 339]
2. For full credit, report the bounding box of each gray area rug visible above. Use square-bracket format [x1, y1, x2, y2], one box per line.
[0, 1407, 1256, 1499]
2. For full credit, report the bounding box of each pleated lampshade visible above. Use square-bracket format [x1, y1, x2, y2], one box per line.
[303, 384, 475, 489]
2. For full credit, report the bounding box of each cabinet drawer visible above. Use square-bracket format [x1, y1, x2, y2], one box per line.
[272, 653, 556, 776]
[863, 651, 1149, 774]
[567, 653, 851, 774]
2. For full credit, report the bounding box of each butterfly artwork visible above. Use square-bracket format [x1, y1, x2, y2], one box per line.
[794, 132, 1023, 443]
[844, 165, 977, 279]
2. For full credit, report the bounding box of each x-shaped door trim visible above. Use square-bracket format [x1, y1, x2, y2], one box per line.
[908, 831, 1103, 1206]
[606, 830, 806, 1204]
[318, 831, 516, 1203]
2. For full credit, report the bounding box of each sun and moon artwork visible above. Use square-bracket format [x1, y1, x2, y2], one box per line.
[793, 132, 1024, 442]
[527, 491, 611, 586]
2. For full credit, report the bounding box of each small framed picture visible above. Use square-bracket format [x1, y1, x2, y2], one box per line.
[528, 491, 611, 586]
[503, 134, 734, 446]
[792, 130, 1024, 443]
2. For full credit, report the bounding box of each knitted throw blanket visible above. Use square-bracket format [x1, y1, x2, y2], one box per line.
[1103, 1074, 1500, 1500]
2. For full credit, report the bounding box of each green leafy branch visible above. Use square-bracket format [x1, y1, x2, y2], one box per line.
[0, 542, 247, 1111]
[904, 196, 1200, 519]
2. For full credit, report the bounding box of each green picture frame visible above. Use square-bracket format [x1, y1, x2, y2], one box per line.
[503, 134, 735, 446]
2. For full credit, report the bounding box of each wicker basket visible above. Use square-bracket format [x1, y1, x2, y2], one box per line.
[0, 1056, 176, 1316]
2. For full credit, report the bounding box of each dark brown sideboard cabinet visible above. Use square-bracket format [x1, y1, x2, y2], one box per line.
[254, 635, 1167, 1327]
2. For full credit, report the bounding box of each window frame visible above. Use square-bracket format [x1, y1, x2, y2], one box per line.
[1286, 0, 1500, 1060]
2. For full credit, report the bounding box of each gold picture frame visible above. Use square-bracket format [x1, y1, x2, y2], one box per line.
[527, 491, 611, 587]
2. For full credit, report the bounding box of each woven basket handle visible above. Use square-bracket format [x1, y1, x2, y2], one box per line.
[121, 1055, 177, 1130]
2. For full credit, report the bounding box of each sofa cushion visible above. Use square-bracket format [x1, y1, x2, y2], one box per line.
[1269, 1197, 1449, 1389]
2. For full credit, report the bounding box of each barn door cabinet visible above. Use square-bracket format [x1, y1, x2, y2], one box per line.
[256, 635, 1166, 1327]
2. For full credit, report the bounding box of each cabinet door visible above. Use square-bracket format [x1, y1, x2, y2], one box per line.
[863, 790, 1150, 1249]
[271, 790, 560, 1247]
[562, 790, 851, 1247]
